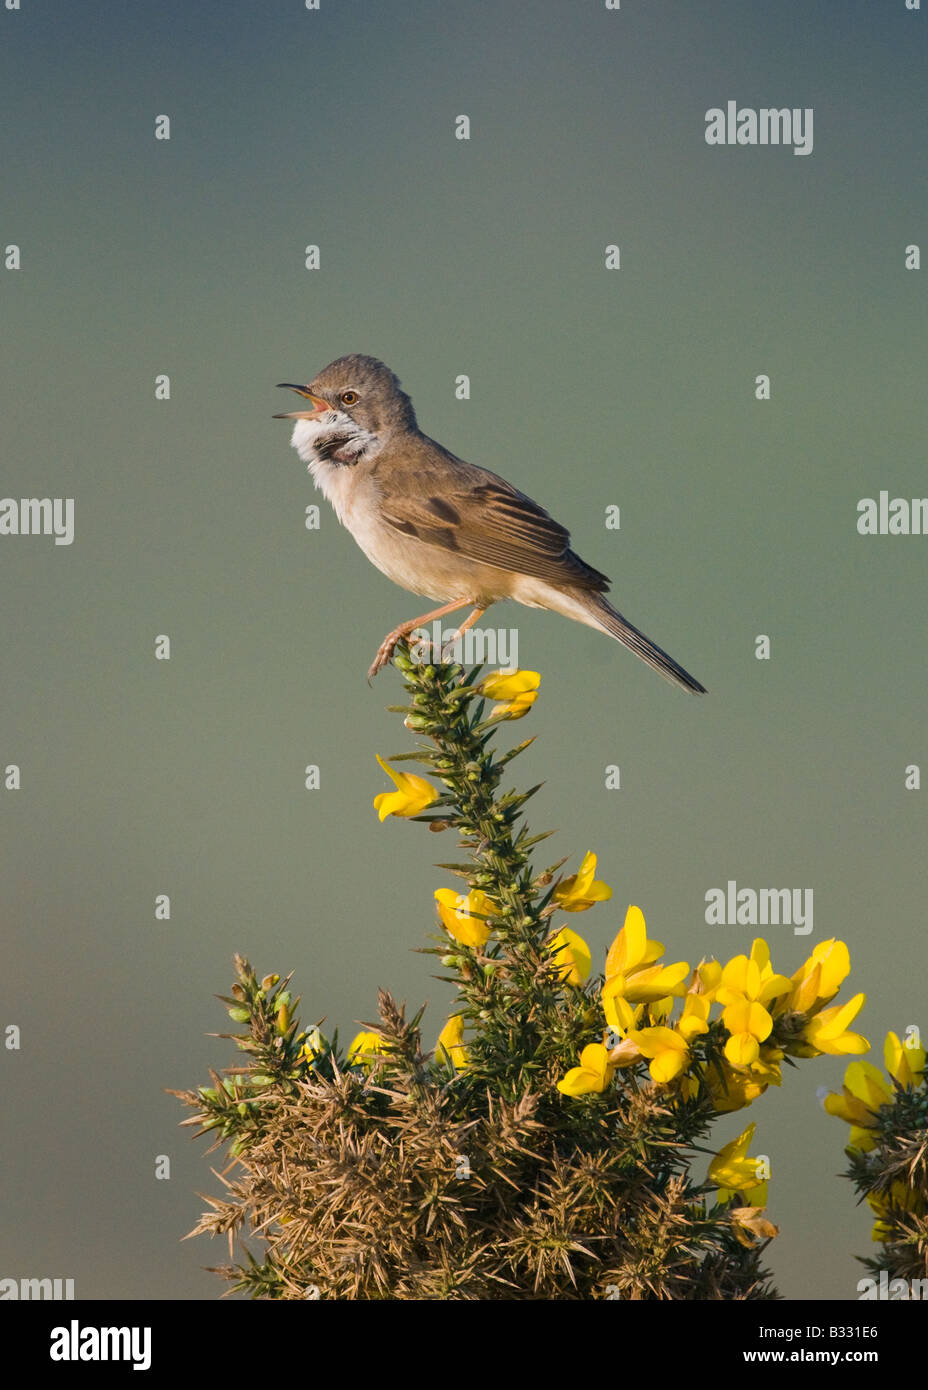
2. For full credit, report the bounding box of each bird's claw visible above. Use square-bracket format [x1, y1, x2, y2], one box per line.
[366, 649, 392, 681]
[367, 632, 405, 681]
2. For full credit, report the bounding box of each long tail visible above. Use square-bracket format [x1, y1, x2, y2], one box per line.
[583, 593, 707, 694]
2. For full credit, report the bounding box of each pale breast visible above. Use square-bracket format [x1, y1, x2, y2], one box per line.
[291, 417, 516, 603]
[348, 508, 483, 601]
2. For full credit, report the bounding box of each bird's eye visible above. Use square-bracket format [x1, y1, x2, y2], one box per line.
[340, 390, 359, 406]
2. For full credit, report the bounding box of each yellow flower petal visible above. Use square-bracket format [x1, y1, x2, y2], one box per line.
[478, 670, 541, 720]
[557, 1042, 615, 1096]
[690, 958, 723, 999]
[722, 998, 773, 1047]
[845, 1059, 893, 1110]
[434, 887, 495, 948]
[548, 926, 592, 985]
[373, 755, 438, 820]
[709, 1123, 767, 1205]
[436, 1013, 470, 1070]
[782, 938, 851, 1015]
[803, 993, 869, 1056]
[884, 1030, 926, 1087]
[632, 1026, 690, 1084]
[606, 905, 661, 976]
[347, 1030, 386, 1066]
[603, 991, 640, 1033]
[554, 851, 613, 913]
[478, 669, 540, 700]
[619, 960, 690, 1004]
[679, 993, 712, 1040]
[725, 1032, 761, 1067]
[556, 1066, 600, 1096]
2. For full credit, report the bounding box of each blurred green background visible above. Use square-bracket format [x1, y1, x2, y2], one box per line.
[1, 0, 925, 1299]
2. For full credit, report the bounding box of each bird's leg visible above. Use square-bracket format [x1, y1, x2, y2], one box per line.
[440, 606, 487, 663]
[367, 599, 476, 681]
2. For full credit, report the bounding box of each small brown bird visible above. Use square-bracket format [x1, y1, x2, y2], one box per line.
[275, 354, 706, 692]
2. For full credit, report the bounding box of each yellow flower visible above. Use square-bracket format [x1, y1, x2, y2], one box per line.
[436, 1013, 470, 1070]
[716, 941, 792, 1069]
[689, 958, 723, 1001]
[373, 755, 438, 821]
[605, 995, 644, 1037]
[679, 992, 712, 1039]
[708, 1123, 768, 1206]
[867, 1181, 926, 1242]
[799, 992, 869, 1057]
[602, 906, 689, 1023]
[347, 1030, 387, 1067]
[553, 850, 612, 913]
[722, 999, 775, 1068]
[605, 963, 690, 1016]
[646, 994, 675, 1024]
[434, 887, 497, 948]
[706, 1049, 782, 1112]
[606, 905, 664, 977]
[884, 1030, 926, 1087]
[776, 938, 851, 1017]
[557, 1042, 616, 1096]
[708, 1070, 768, 1113]
[547, 926, 592, 984]
[632, 1026, 691, 1084]
[717, 941, 793, 1010]
[823, 1060, 892, 1151]
[627, 993, 710, 1085]
[477, 669, 540, 719]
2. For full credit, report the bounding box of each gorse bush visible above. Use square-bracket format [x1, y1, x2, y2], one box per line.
[176, 646, 888, 1300]
[825, 1031, 928, 1291]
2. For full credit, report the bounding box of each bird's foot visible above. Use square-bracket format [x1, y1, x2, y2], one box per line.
[366, 626, 412, 682]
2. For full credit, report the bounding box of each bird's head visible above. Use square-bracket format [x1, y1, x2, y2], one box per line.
[274, 354, 417, 438]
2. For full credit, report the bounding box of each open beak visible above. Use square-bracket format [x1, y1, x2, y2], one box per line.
[273, 384, 333, 419]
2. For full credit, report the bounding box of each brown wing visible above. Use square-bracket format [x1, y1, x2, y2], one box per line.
[379, 466, 611, 594]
